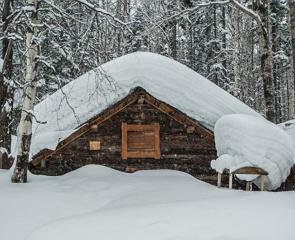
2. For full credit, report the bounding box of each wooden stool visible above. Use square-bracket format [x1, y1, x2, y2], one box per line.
[217, 167, 268, 191]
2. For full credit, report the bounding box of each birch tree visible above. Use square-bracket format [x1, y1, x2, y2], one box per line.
[11, 0, 38, 182]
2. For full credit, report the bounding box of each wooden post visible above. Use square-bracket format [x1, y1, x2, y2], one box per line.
[229, 173, 233, 189]
[0, 152, 2, 169]
[41, 159, 46, 168]
[154, 123, 161, 159]
[246, 182, 250, 191]
[217, 172, 222, 187]
[260, 175, 265, 191]
[121, 123, 127, 160]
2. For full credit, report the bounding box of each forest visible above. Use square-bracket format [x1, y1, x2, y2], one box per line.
[0, 0, 295, 182]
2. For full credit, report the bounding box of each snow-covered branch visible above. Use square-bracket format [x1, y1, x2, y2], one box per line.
[229, 0, 263, 28]
[158, 0, 263, 31]
[72, 0, 133, 27]
[22, 109, 47, 124]
[41, 0, 87, 25]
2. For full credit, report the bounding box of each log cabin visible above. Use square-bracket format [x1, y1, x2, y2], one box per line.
[29, 52, 262, 185]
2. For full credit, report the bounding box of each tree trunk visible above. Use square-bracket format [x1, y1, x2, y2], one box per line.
[168, 2, 177, 59]
[183, 0, 194, 68]
[233, 6, 243, 100]
[11, 0, 38, 183]
[114, 0, 130, 56]
[0, 0, 13, 154]
[221, 5, 227, 90]
[271, 1, 279, 122]
[254, 0, 276, 122]
[213, 5, 219, 86]
[288, 0, 295, 118]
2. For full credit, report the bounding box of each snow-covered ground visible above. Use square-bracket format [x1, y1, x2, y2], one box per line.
[0, 165, 294, 240]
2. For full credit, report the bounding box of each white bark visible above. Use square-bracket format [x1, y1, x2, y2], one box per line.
[11, 0, 38, 183]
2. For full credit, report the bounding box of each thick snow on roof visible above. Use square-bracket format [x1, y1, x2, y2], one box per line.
[211, 114, 295, 190]
[278, 119, 295, 147]
[31, 52, 261, 157]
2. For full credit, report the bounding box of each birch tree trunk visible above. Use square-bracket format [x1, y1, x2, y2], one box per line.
[11, 0, 38, 183]
[288, 0, 295, 118]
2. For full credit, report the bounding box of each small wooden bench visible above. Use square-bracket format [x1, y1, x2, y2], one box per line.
[217, 166, 268, 191]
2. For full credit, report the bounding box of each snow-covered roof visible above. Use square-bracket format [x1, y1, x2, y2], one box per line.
[278, 119, 295, 147]
[31, 52, 261, 157]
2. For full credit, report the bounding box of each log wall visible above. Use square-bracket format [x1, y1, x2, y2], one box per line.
[30, 101, 217, 183]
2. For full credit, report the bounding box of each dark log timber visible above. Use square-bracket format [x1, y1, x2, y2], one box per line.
[30, 87, 217, 183]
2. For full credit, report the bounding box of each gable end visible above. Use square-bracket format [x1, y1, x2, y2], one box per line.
[31, 87, 214, 166]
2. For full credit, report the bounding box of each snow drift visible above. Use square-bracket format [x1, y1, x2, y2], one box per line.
[211, 114, 295, 190]
[279, 119, 295, 147]
[31, 52, 261, 157]
[1, 165, 295, 240]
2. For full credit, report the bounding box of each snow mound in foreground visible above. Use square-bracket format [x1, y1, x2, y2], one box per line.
[211, 114, 295, 190]
[31, 52, 261, 157]
[59, 164, 128, 179]
[2, 165, 295, 240]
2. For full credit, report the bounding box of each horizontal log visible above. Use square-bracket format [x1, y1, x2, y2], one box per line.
[32, 91, 216, 183]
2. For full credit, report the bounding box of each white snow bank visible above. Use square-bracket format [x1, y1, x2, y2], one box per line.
[211, 114, 295, 190]
[1, 165, 294, 240]
[211, 154, 253, 173]
[31, 52, 261, 157]
[0, 147, 8, 154]
[210, 154, 257, 181]
[278, 119, 295, 147]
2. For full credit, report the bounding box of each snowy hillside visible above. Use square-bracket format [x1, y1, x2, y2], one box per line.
[212, 114, 295, 190]
[0, 165, 295, 240]
[31, 52, 261, 157]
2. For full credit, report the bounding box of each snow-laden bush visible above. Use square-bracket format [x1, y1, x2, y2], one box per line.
[211, 114, 295, 190]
